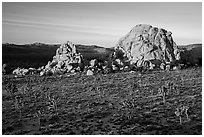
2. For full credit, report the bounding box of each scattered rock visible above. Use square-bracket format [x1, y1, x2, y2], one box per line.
[112, 65, 119, 72]
[173, 66, 179, 70]
[129, 70, 135, 73]
[40, 71, 45, 76]
[149, 63, 155, 70]
[166, 64, 171, 71]
[12, 68, 29, 76]
[87, 69, 94, 76]
[160, 63, 166, 70]
[124, 66, 130, 72]
[90, 59, 98, 67]
[70, 69, 76, 73]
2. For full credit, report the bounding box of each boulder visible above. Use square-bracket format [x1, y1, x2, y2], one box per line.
[173, 66, 179, 70]
[112, 64, 119, 72]
[116, 24, 179, 68]
[160, 63, 165, 70]
[12, 68, 29, 76]
[149, 63, 155, 70]
[90, 59, 98, 67]
[124, 66, 130, 72]
[87, 69, 94, 75]
[70, 69, 76, 73]
[40, 71, 45, 76]
[166, 64, 171, 71]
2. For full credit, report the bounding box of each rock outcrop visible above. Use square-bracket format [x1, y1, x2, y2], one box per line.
[40, 41, 84, 76]
[116, 24, 180, 68]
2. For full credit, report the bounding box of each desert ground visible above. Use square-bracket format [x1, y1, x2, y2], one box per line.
[2, 66, 202, 135]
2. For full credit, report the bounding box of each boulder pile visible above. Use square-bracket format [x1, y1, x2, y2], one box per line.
[12, 67, 38, 76]
[12, 68, 29, 76]
[116, 24, 180, 69]
[9, 30, 189, 77]
[85, 58, 134, 76]
[40, 41, 84, 76]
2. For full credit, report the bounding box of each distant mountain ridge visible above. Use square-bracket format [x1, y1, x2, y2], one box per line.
[177, 43, 202, 66]
[2, 42, 113, 48]
[2, 42, 114, 52]
[178, 43, 202, 50]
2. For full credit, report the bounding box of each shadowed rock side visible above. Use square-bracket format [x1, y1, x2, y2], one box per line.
[116, 24, 179, 68]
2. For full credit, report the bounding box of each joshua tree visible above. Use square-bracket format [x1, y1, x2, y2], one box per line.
[14, 96, 24, 121]
[162, 85, 168, 95]
[23, 81, 33, 96]
[47, 94, 59, 116]
[158, 86, 167, 103]
[175, 106, 190, 125]
[35, 110, 42, 128]
[175, 108, 182, 125]
[165, 81, 174, 95]
[183, 106, 190, 121]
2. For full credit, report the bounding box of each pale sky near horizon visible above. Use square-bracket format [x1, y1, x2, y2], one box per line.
[2, 2, 202, 47]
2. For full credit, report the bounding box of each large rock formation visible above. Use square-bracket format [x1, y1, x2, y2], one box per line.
[40, 41, 84, 76]
[116, 24, 180, 68]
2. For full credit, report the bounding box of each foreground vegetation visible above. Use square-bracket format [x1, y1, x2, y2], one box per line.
[2, 67, 202, 135]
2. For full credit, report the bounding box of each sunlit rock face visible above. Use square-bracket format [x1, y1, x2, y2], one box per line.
[116, 24, 179, 67]
[40, 41, 84, 76]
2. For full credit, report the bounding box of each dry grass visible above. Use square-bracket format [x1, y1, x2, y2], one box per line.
[2, 67, 202, 135]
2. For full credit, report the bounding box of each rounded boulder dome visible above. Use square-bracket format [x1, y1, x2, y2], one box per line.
[116, 24, 179, 67]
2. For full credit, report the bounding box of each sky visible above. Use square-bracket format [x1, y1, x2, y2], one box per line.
[2, 2, 202, 47]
